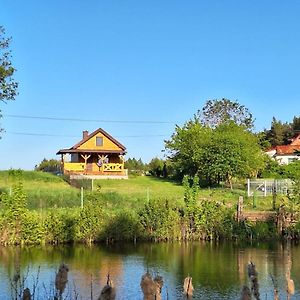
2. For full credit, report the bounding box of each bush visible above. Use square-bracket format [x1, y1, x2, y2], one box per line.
[43, 209, 77, 244]
[139, 199, 181, 241]
[103, 210, 143, 242]
[75, 200, 104, 244]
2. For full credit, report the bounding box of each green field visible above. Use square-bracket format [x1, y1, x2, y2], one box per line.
[0, 170, 275, 211]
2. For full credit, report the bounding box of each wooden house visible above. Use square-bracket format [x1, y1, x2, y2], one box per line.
[57, 128, 128, 179]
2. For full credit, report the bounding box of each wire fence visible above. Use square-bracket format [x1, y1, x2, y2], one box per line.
[247, 179, 293, 197]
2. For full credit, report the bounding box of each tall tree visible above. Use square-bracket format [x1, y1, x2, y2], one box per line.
[165, 117, 212, 179]
[0, 26, 18, 132]
[265, 117, 291, 146]
[198, 98, 254, 129]
[200, 122, 265, 188]
[291, 116, 300, 132]
[165, 118, 264, 186]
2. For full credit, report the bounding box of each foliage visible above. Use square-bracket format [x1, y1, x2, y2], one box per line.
[166, 119, 265, 186]
[283, 161, 300, 213]
[75, 199, 104, 243]
[259, 156, 284, 178]
[103, 210, 143, 242]
[0, 26, 18, 134]
[0, 26, 18, 102]
[35, 158, 62, 175]
[0, 182, 43, 245]
[182, 175, 233, 239]
[198, 98, 254, 129]
[148, 157, 165, 177]
[265, 117, 292, 146]
[165, 117, 212, 179]
[201, 122, 265, 187]
[138, 199, 181, 241]
[125, 157, 147, 175]
[43, 209, 77, 244]
[262, 116, 300, 147]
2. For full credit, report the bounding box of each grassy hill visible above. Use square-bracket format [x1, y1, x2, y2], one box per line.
[0, 170, 273, 211]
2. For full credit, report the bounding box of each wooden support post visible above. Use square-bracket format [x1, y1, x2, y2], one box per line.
[81, 154, 91, 173]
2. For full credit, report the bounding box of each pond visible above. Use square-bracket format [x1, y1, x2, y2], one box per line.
[0, 241, 299, 299]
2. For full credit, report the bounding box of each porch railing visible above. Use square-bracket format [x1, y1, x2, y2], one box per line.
[64, 162, 85, 171]
[103, 163, 123, 172]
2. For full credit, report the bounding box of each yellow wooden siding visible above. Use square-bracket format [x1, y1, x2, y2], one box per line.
[78, 133, 122, 151]
[64, 162, 85, 171]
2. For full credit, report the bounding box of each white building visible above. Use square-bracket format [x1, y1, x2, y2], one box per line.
[266, 133, 300, 165]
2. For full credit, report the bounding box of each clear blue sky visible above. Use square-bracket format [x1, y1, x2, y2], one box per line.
[1, 0, 300, 170]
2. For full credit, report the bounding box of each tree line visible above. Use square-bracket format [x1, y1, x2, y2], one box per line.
[36, 98, 300, 187]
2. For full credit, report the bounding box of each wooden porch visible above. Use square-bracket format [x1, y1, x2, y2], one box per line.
[63, 162, 128, 177]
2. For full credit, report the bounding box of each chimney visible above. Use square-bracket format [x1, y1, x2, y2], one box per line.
[83, 130, 88, 139]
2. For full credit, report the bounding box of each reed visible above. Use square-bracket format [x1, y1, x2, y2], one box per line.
[55, 263, 69, 299]
[240, 286, 251, 300]
[140, 272, 164, 300]
[98, 275, 116, 300]
[22, 288, 31, 300]
[183, 276, 193, 298]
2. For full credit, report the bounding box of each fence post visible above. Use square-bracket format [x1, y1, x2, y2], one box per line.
[247, 179, 250, 197]
[81, 187, 84, 209]
[237, 196, 244, 222]
[253, 191, 257, 209]
[264, 180, 267, 197]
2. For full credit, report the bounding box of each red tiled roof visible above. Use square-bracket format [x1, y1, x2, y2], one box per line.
[290, 133, 300, 145]
[273, 145, 300, 155]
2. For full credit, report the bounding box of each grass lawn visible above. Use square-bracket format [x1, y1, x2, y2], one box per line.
[0, 170, 276, 211]
[94, 176, 184, 200]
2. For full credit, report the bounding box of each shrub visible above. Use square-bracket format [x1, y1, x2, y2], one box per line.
[75, 200, 104, 244]
[138, 199, 181, 241]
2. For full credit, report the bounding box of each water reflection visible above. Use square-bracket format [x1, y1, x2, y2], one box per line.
[0, 242, 299, 299]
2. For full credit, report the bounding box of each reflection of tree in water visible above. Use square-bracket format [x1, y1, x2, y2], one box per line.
[0, 242, 300, 298]
[139, 242, 239, 294]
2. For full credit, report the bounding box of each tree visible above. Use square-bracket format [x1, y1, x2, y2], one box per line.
[200, 122, 265, 188]
[165, 117, 212, 179]
[199, 98, 254, 129]
[265, 117, 292, 146]
[291, 116, 300, 132]
[124, 157, 146, 175]
[165, 118, 265, 187]
[0, 26, 18, 132]
[148, 157, 164, 177]
[35, 158, 62, 174]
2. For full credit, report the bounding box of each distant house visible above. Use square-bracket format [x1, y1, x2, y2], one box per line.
[266, 133, 300, 165]
[57, 128, 128, 179]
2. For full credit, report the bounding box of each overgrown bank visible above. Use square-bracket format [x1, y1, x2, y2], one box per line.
[1, 175, 300, 246]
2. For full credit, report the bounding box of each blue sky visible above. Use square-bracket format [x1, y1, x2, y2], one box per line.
[1, 1, 300, 170]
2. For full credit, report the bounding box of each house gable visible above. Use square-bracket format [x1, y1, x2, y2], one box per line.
[72, 128, 126, 153]
[78, 131, 123, 151]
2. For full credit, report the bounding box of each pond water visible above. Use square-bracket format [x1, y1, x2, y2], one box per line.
[0, 241, 299, 299]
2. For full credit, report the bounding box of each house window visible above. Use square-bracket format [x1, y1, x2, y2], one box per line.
[96, 137, 103, 146]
